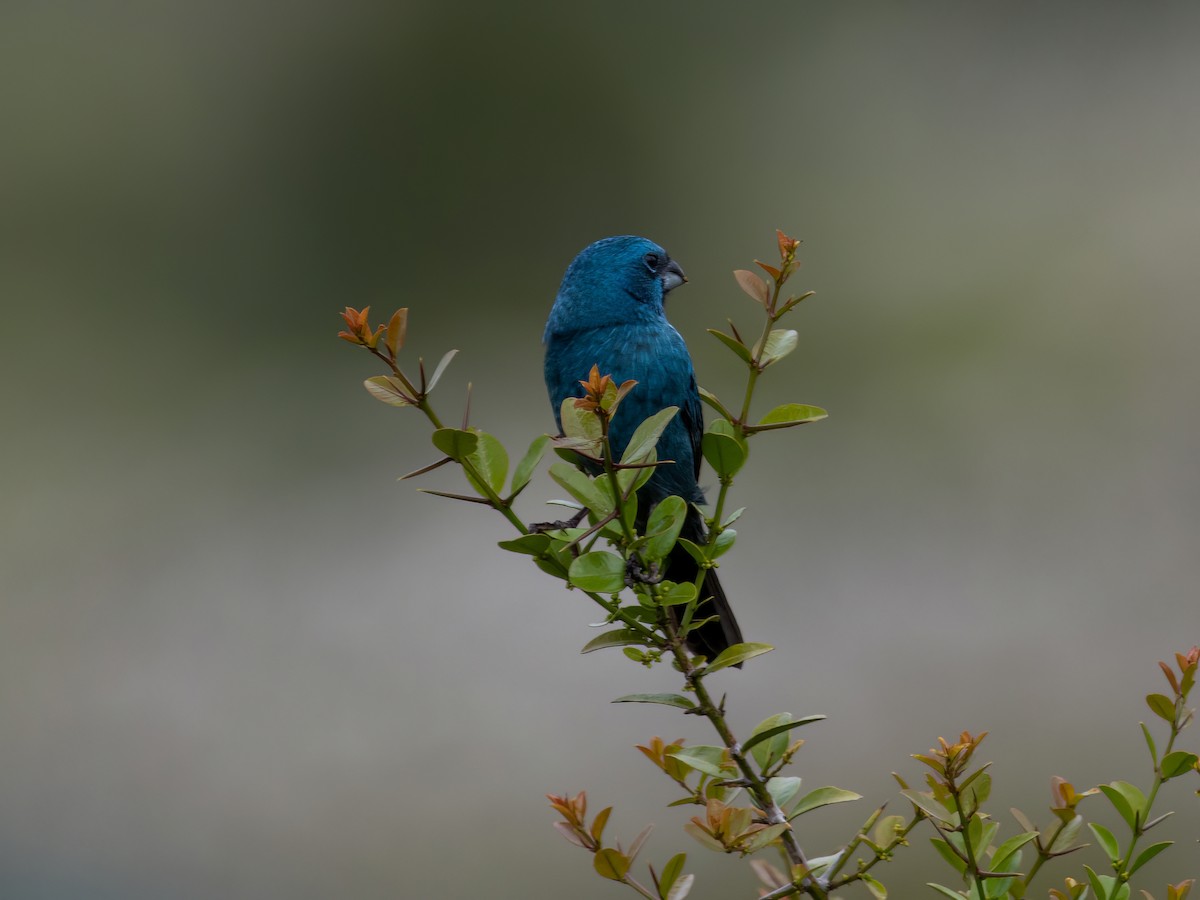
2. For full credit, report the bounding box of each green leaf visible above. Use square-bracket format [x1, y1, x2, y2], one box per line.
[1129, 840, 1173, 875]
[708, 417, 746, 445]
[766, 776, 803, 810]
[756, 328, 798, 365]
[790, 786, 862, 817]
[659, 853, 686, 899]
[710, 528, 737, 558]
[966, 817, 992, 861]
[1099, 781, 1146, 831]
[777, 289, 816, 316]
[862, 873, 887, 900]
[901, 790, 953, 824]
[1140, 722, 1158, 766]
[622, 603, 657, 624]
[1160, 750, 1198, 780]
[666, 745, 729, 778]
[497, 534, 551, 556]
[363, 374, 414, 406]
[1146, 693, 1176, 722]
[464, 431, 508, 495]
[798, 854, 840, 878]
[990, 832, 1038, 871]
[1099, 825, 1123, 868]
[931, 838, 967, 875]
[744, 714, 827, 768]
[1085, 865, 1121, 900]
[548, 462, 612, 515]
[707, 328, 753, 363]
[985, 870, 1016, 900]
[510, 435, 549, 496]
[873, 814, 906, 849]
[431, 427, 478, 461]
[611, 693, 696, 710]
[560, 397, 602, 443]
[542, 526, 589, 545]
[960, 771, 992, 810]
[741, 823, 789, 854]
[621, 407, 680, 465]
[551, 443, 596, 467]
[747, 713, 793, 770]
[594, 848, 631, 881]
[676, 537, 707, 565]
[569, 551, 627, 593]
[659, 582, 697, 607]
[697, 386, 735, 422]
[705, 641, 773, 673]
[616, 449, 658, 494]
[533, 557, 567, 580]
[580, 629, 643, 654]
[755, 403, 828, 429]
[644, 496, 687, 561]
[702, 419, 748, 478]
[592, 472, 633, 522]
[1052, 813, 1084, 852]
[426, 348, 458, 391]
[927, 883, 966, 899]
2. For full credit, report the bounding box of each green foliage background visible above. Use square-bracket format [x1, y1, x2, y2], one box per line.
[2, 2, 1198, 898]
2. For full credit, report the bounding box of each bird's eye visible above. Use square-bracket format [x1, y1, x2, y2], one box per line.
[643, 252, 660, 271]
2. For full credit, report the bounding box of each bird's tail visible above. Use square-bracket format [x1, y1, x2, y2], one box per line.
[669, 510, 744, 664]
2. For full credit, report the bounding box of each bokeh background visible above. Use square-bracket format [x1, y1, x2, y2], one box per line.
[3, 2, 1198, 897]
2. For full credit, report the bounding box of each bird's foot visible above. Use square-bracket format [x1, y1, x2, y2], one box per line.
[625, 557, 663, 588]
[529, 507, 588, 534]
[529, 519, 574, 534]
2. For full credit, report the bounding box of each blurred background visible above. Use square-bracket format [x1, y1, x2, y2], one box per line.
[3, 1, 1198, 897]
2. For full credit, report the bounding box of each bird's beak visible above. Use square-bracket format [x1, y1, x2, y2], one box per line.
[662, 259, 687, 295]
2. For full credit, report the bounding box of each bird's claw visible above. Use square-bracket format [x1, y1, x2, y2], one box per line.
[530, 519, 573, 534]
[530, 508, 589, 534]
[625, 557, 663, 588]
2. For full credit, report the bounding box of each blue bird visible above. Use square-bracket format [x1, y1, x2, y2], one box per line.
[543, 235, 743, 661]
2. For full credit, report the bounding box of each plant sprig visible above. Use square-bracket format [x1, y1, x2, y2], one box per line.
[336, 233, 1199, 900]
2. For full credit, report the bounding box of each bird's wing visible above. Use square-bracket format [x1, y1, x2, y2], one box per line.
[682, 371, 704, 483]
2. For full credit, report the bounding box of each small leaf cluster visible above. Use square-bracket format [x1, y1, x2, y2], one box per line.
[341, 305, 458, 411]
[899, 647, 1199, 900]
[547, 790, 691, 900]
[699, 230, 826, 448]
[335, 237, 1198, 900]
[902, 730, 1049, 900]
[627, 718, 854, 859]
[1077, 646, 1198, 900]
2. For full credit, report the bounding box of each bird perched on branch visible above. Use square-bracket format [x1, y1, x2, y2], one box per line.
[543, 235, 743, 661]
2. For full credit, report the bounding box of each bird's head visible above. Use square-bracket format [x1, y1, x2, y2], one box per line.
[546, 235, 687, 334]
